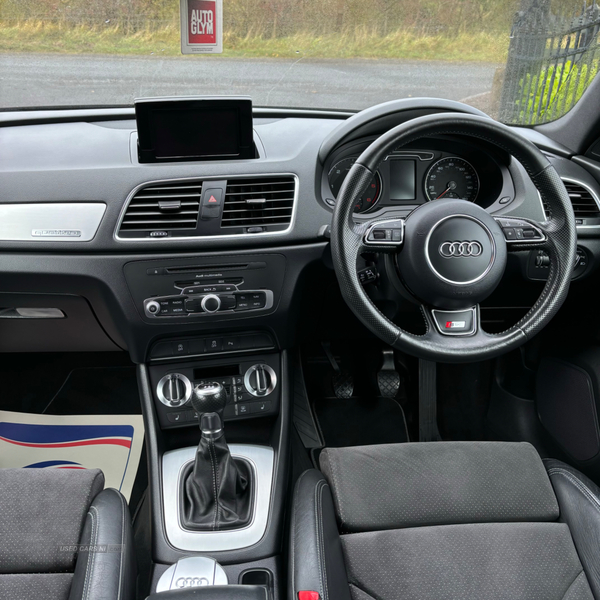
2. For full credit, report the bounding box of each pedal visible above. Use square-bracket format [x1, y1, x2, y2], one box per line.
[322, 342, 354, 399]
[377, 349, 400, 398]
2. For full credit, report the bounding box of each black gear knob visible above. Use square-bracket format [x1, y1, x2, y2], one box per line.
[191, 382, 228, 419]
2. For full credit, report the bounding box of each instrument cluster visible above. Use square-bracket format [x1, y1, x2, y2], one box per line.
[321, 137, 509, 216]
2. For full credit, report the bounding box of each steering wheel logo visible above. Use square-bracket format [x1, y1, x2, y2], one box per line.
[439, 241, 483, 258]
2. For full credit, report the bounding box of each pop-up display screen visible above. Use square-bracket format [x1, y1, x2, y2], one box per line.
[389, 159, 416, 201]
[135, 97, 254, 163]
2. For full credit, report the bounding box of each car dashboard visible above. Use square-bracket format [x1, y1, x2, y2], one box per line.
[1, 98, 600, 365]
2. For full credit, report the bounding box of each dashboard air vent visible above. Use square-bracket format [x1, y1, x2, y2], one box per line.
[221, 177, 295, 231]
[563, 180, 600, 219]
[119, 181, 201, 235]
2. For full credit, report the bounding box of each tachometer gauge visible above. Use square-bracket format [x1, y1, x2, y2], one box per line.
[328, 157, 382, 213]
[425, 157, 479, 203]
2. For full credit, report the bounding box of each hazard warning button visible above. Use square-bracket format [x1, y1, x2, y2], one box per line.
[201, 187, 223, 220]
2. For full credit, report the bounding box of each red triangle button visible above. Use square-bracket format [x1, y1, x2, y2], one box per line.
[208, 195, 217, 203]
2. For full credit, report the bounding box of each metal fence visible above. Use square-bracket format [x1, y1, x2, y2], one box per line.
[499, 0, 600, 125]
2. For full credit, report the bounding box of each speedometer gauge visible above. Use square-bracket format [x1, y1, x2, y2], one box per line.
[328, 157, 382, 213]
[425, 157, 479, 203]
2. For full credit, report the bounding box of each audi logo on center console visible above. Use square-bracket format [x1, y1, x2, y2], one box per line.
[439, 241, 483, 258]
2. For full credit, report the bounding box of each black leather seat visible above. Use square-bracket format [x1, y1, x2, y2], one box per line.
[290, 442, 600, 600]
[0, 468, 136, 600]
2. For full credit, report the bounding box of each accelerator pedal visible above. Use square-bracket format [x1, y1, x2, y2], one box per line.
[377, 349, 401, 399]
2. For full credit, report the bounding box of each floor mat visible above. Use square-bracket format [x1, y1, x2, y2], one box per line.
[0, 409, 144, 501]
[314, 396, 408, 447]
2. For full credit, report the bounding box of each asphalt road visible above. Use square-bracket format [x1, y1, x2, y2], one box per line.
[0, 53, 499, 110]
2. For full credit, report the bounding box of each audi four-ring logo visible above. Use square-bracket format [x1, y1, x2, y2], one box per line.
[439, 241, 484, 258]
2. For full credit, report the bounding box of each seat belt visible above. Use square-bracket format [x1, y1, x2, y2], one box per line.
[419, 359, 442, 441]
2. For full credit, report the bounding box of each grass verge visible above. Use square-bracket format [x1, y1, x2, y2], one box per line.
[0, 21, 508, 62]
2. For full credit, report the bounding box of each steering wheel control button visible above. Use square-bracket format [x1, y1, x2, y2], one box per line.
[431, 307, 477, 336]
[496, 217, 546, 244]
[364, 219, 404, 247]
[427, 215, 495, 285]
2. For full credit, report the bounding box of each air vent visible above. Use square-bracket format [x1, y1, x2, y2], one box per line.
[119, 181, 201, 235]
[563, 180, 600, 219]
[221, 177, 296, 231]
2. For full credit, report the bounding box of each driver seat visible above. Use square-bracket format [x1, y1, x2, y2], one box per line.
[289, 442, 600, 600]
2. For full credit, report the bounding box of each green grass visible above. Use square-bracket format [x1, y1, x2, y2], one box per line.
[515, 59, 599, 124]
[0, 21, 509, 62]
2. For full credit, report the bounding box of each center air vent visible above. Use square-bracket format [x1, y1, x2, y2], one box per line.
[221, 177, 296, 231]
[119, 181, 201, 236]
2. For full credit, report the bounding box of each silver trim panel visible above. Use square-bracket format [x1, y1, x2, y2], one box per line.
[162, 444, 274, 552]
[0, 203, 106, 242]
[156, 557, 228, 592]
[114, 173, 298, 241]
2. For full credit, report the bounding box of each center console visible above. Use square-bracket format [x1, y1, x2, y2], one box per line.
[129, 249, 295, 599]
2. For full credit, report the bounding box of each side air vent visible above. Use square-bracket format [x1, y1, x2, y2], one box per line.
[119, 181, 201, 236]
[221, 177, 296, 231]
[563, 180, 600, 219]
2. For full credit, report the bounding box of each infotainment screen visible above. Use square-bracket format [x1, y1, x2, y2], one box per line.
[389, 159, 416, 201]
[135, 97, 255, 163]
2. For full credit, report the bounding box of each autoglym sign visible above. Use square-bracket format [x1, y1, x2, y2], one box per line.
[180, 0, 223, 54]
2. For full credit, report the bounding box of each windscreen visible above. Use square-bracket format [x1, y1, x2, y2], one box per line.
[0, 0, 598, 125]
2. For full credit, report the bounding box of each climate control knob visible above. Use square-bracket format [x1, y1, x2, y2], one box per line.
[201, 294, 221, 314]
[156, 373, 192, 407]
[244, 364, 277, 397]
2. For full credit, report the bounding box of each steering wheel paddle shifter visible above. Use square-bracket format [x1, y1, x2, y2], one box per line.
[180, 382, 253, 531]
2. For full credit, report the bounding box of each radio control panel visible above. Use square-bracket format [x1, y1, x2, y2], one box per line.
[144, 287, 273, 318]
[123, 254, 286, 323]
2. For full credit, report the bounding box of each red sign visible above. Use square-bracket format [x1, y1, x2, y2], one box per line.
[188, 0, 216, 45]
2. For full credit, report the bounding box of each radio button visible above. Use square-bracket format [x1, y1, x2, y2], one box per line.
[220, 295, 237, 310]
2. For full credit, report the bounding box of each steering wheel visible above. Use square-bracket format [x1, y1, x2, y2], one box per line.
[331, 113, 577, 363]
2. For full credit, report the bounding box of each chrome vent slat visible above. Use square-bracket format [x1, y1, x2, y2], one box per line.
[221, 176, 296, 229]
[119, 180, 202, 232]
[134, 193, 200, 200]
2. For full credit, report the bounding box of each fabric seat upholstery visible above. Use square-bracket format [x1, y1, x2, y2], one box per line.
[0, 468, 136, 600]
[289, 442, 600, 600]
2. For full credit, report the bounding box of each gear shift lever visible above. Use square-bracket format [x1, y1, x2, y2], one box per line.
[191, 382, 228, 423]
[181, 382, 252, 531]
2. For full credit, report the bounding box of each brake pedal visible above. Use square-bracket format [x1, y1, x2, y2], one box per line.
[322, 342, 354, 399]
[377, 349, 400, 398]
